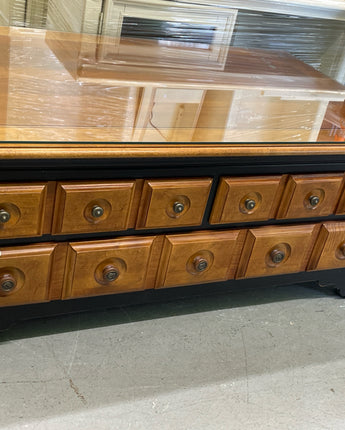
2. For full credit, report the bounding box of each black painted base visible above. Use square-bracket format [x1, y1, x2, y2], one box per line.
[1, 268, 344, 332]
[336, 288, 345, 298]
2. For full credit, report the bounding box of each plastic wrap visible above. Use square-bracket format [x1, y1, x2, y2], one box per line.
[0, 1, 345, 143]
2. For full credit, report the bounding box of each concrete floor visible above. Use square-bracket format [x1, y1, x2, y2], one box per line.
[1, 284, 345, 429]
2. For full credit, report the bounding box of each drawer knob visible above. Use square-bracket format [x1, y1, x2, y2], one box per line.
[0, 209, 11, 224]
[245, 199, 256, 211]
[309, 196, 320, 207]
[91, 205, 104, 218]
[270, 249, 285, 264]
[193, 256, 208, 272]
[0, 274, 16, 292]
[102, 265, 119, 282]
[173, 202, 185, 214]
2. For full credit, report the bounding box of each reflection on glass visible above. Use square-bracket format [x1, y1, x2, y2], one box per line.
[0, 1, 345, 143]
[121, 17, 216, 49]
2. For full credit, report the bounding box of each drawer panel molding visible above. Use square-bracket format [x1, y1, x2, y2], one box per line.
[308, 222, 345, 271]
[63, 235, 163, 298]
[210, 175, 285, 224]
[136, 178, 212, 229]
[52, 181, 139, 234]
[277, 174, 344, 219]
[156, 229, 245, 288]
[0, 243, 57, 307]
[0, 182, 53, 238]
[237, 224, 320, 278]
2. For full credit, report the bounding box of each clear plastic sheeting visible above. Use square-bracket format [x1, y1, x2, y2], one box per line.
[0, 1, 344, 143]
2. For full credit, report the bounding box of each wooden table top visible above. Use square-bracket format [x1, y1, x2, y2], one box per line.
[45, 30, 345, 95]
[0, 26, 345, 158]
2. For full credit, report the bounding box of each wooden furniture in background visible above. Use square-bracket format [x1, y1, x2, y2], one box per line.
[44, 31, 345, 143]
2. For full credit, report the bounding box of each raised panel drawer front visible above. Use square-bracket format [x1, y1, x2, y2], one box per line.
[276, 174, 344, 219]
[52, 181, 138, 234]
[0, 183, 50, 238]
[308, 222, 345, 271]
[210, 175, 285, 224]
[0, 243, 57, 307]
[156, 230, 245, 288]
[136, 178, 212, 229]
[63, 236, 162, 298]
[237, 224, 319, 278]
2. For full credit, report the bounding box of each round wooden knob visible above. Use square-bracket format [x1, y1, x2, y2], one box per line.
[309, 196, 320, 207]
[0, 209, 11, 223]
[270, 249, 285, 264]
[91, 205, 104, 218]
[173, 202, 185, 214]
[245, 199, 256, 211]
[0, 274, 16, 292]
[102, 265, 119, 282]
[193, 256, 208, 272]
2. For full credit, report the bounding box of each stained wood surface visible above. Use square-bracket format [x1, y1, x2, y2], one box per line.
[156, 229, 245, 288]
[308, 222, 345, 271]
[0, 243, 57, 307]
[210, 175, 286, 224]
[0, 182, 50, 238]
[3, 143, 345, 159]
[237, 224, 319, 278]
[1, 220, 345, 306]
[136, 178, 212, 229]
[277, 174, 344, 219]
[63, 236, 161, 298]
[45, 30, 345, 94]
[0, 27, 345, 155]
[52, 181, 138, 234]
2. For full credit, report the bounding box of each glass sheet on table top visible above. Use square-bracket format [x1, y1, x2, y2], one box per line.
[0, 0, 345, 143]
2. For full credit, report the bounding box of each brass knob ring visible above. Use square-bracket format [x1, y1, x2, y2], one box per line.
[0, 274, 17, 292]
[309, 196, 320, 207]
[102, 265, 119, 282]
[193, 256, 208, 273]
[91, 205, 104, 218]
[244, 199, 256, 211]
[173, 202, 185, 214]
[270, 249, 285, 264]
[0, 209, 11, 224]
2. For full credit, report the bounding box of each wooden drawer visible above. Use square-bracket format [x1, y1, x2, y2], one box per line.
[210, 175, 285, 224]
[237, 224, 319, 278]
[63, 236, 162, 298]
[335, 184, 345, 214]
[0, 182, 52, 238]
[52, 181, 138, 234]
[156, 230, 244, 288]
[0, 243, 57, 307]
[308, 222, 345, 271]
[276, 174, 344, 219]
[136, 178, 212, 229]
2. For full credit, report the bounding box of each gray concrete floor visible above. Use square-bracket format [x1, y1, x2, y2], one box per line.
[1, 284, 345, 429]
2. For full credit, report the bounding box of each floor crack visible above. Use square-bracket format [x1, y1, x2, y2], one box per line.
[69, 377, 87, 405]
